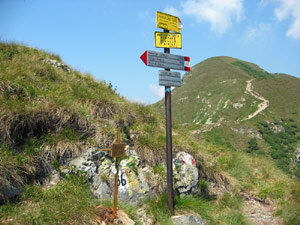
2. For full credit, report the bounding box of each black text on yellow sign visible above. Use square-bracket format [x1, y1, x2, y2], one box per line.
[155, 32, 182, 49]
[156, 11, 182, 33]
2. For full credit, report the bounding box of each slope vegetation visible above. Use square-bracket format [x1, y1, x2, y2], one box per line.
[0, 42, 170, 204]
[154, 56, 300, 176]
[0, 44, 299, 224]
[155, 56, 282, 124]
[154, 56, 300, 224]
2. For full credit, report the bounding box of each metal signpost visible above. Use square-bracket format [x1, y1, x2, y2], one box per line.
[140, 11, 190, 215]
[99, 128, 126, 218]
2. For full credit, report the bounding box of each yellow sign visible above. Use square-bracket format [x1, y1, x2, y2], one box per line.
[155, 32, 182, 49]
[156, 11, 182, 33]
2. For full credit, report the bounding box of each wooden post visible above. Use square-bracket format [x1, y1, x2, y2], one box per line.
[113, 128, 120, 217]
[98, 128, 126, 219]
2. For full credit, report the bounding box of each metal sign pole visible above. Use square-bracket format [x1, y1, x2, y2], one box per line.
[164, 29, 174, 215]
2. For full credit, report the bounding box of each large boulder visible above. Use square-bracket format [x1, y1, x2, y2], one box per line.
[66, 148, 201, 204]
[67, 147, 160, 205]
[173, 152, 199, 196]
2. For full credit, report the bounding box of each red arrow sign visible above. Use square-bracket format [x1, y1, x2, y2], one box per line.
[140, 50, 190, 71]
[140, 51, 148, 66]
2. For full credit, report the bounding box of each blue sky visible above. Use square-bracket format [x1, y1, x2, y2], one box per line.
[0, 0, 299, 104]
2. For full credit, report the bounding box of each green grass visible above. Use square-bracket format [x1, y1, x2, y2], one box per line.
[258, 181, 287, 200]
[175, 195, 215, 224]
[258, 120, 299, 177]
[216, 193, 248, 225]
[218, 151, 255, 190]
[0, 41, 167, 201]
[146, 193, 248, 225]
[231, 61, 272, 79]
[0, 173, 99, 224]
[276, 184, 300, 225]
[146, 193, 172, 225]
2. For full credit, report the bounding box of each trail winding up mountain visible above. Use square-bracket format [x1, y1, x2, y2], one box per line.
[242, 79, 269, 121]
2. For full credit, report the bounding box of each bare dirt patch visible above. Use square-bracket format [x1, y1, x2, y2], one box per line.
[241, 193, 282, 225]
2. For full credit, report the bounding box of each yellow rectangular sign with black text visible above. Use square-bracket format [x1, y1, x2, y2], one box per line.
[155, 32, 182, 49]
[156, 11, 182, 33]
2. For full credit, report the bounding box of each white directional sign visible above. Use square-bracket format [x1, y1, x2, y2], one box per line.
[140, 50, 190, 71]
[159, 70, 181, 87]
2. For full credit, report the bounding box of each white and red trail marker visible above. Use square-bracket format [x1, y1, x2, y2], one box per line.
[140, 50, 190, 72]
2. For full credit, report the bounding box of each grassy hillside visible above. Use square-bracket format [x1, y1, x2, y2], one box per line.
[155, 56, 298, 124]
[0, 42, 168, 203]
[155, 56, 270, 124]
[153, 56, 300, 224]
[154, 56, 300, 176]
[0, 44, 299, 224]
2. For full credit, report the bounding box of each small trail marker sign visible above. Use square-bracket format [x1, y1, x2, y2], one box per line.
[156, 11, 182, 33]
[111, 143, 126, 158]
[155, 32, 182, 49]
[98, 128, 126, 218]
[159, 70, 181, 87]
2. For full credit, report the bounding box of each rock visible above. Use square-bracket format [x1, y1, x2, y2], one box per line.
[42, 58, 71, 72]
[67, 148, 202, 205]
[136, 205, 154, 225]
[295, 146, 300, 163]
[69, 147, 99, 180]
[67, 147, 159, 205]
[233, 102, 244, 109]
[110, 150, 156, 205]
[46, 170, 60, 187]
[231, 127, 261, 139]
[116, 210, 135, 225]
[173, 152, 198, 196]
[93, 179, 111, 200]
[0, 184, 22, 204]
[270, 125, 285, 133]
[171, 215, 206, 225]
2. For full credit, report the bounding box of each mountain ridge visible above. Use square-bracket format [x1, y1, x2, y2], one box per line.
[154, 55, 300, 178]
[1, 42, 300, 224]
[155, 55, 300, 124]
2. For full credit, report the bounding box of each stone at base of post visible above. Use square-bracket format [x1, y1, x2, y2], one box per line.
[113, 157, 119, 218]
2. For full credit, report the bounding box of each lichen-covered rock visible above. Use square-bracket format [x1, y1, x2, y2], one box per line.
[295, 146, 300, 163]
[67, 148, 201, 204]
[171, 215, 206, 225]
[173, 152, 199, 196]
[68, 147, 159, 205]
[115, 150, 155, 205]
[270, 125, 285, 133]
[136, 205, 154, 225]
[68, 147, 101, 180]
[42, 58, 71, 72]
